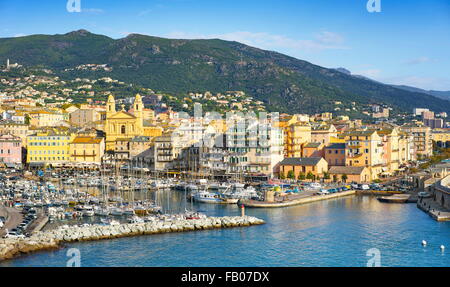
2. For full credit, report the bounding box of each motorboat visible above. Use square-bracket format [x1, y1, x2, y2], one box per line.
[192, 191, 225, 204]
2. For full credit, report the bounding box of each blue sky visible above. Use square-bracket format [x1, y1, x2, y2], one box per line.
[1, 0, 449, 90]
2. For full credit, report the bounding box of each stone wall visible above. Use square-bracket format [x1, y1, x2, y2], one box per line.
[0, 216, 264, 262]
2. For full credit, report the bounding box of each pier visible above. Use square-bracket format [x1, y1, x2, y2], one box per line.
[239, 190, 356, 208]
[417, 198, 450, 221]
[0, 215, 265, 261]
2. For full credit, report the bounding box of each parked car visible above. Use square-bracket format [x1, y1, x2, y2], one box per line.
[318, 189, 329, 195]
[310, 183, 322, 189]
[360, 184, 370, 190]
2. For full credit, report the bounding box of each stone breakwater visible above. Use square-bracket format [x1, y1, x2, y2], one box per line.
[0, 216, 265, 261]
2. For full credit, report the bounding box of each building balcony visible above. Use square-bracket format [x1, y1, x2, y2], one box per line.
[347, 145, 362, 149]
[72, 154, 97, 157]
[347, 153, 363, 158]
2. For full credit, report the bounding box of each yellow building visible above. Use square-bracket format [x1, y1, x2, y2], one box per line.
[69, 136, 105, 164]
[343, 130, 384, 181]
[275, 115, 313, 158]
[311, 124, 338, 145]
[285, 122, 311, 157]
[431, 129, 450, 148]
[26, 129, 75, 165]
[105, 94, 144, 151]
[143, 125, 163, 137]
[377, 128, 400, 173]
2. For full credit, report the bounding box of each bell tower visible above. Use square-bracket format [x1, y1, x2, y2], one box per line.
[106, 95, 116, 118]
[133, 94, 144, 131]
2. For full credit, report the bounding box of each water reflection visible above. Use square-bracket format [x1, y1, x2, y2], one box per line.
[2, 194, 450, 267]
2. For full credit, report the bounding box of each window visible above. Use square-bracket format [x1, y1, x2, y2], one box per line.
[121, 125, 126, 134]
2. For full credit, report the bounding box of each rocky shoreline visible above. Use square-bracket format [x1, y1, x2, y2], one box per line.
[0, 216, 265, 262]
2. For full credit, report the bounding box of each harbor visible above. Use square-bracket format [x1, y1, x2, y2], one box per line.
[1, 195, 448, 267]
[0, 166, 448, 265]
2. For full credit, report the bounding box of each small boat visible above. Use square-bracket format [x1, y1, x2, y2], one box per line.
[377, 194, 410, 203]
[110, 207, 124, 216]
[94, 207, 110, 216]
[128, 216, 144, 224]
[82, 206, 95, 217]
[193, 191, 225, 204]
[123, 208, 135, 216]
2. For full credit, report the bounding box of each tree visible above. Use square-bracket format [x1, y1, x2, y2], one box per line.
[323, 172, 330, 180]
[24, 114, 31, 125]
[333, 175, 338, 182]
[306, 171, 315, 181]
[279, 172, 286, 180]
[298, 172, 306, 180]
[341, 174, 348, 183]
[287, 170, 295, 180]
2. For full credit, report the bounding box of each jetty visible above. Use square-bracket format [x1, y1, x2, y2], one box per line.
[0, 215, 264, 261]
[239, 190, 356, 208]
[417, 198, 450, 222]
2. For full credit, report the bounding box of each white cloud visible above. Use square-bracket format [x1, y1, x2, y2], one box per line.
[355, 69, 382, 79]
[404, 57, 431, 65]
[13, 33, 27, 37]
[165, 30, 348, 52]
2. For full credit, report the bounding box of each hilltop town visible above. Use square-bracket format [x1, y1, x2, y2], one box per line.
[0, 60, 449, 183]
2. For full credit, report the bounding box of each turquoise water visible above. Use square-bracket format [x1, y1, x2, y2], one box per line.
[1, 194, 449, 267]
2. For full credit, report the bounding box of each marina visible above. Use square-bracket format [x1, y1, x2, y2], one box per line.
[1, 195, 448, 267]
[0, 165, 448, 266]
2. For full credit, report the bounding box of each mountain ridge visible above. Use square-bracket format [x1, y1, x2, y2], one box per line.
[1, 30, 449, 114]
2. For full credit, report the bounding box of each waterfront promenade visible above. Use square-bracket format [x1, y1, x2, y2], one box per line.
[417, 198, 450, 221]
[240, 190, 356, 208]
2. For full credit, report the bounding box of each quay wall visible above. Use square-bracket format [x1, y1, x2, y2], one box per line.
[241, 190, 356, 208]
[0, 216, 264, 262]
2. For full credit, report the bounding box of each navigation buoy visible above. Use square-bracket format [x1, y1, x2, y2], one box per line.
[440, 245, 445, 252]
[422, 240, 427, 246]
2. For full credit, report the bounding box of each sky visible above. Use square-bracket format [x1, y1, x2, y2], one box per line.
[0, 0, 449, 90]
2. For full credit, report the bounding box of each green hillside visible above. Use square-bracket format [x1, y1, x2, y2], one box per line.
[1, 29, 449, 114]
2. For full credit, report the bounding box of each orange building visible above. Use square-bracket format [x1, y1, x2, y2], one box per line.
[324, 143, 346, 166]
[279, 157, 328, 179]
[302, 142, 324, 158]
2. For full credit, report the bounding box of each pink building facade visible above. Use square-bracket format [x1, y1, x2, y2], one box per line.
[0, 134, 22, 164]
